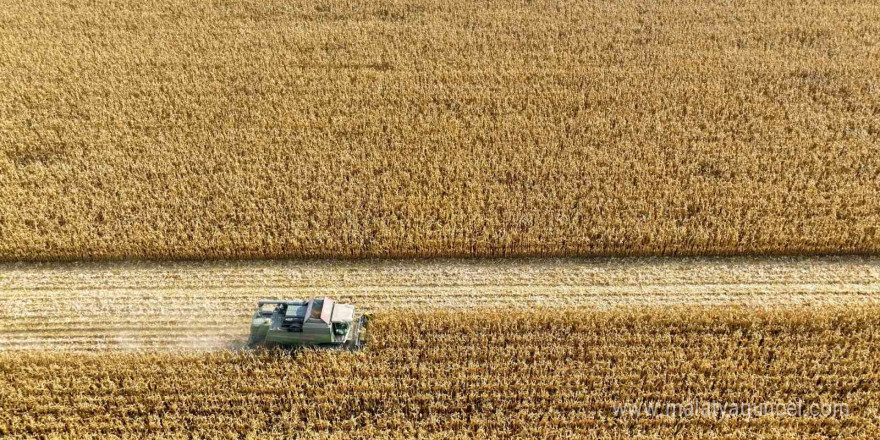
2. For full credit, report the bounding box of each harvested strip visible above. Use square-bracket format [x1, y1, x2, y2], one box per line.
[2, 257, 879, 350]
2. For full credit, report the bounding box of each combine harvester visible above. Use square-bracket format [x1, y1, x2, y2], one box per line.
[247, 297, 369, 350]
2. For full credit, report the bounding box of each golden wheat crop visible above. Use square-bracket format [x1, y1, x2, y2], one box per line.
[1, 307, 878, 439]
[0, 0, 877, 260]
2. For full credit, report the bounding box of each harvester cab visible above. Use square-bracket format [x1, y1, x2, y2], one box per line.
[247, 297, 368, 350]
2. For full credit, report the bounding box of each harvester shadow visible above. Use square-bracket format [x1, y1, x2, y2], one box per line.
[225, 338, 366, 356]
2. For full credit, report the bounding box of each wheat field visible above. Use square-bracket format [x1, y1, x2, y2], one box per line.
[3, 308, 879, 439]
[2, 258, 879, 438]
[1, 0, 878, 260]
[3, 0, 879, 437]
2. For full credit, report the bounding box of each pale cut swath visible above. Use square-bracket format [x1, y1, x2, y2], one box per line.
[1, 256, 878, 350]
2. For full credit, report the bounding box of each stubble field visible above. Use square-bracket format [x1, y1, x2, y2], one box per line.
[1, 256, 878, 350]
[1, 0, 879, 260]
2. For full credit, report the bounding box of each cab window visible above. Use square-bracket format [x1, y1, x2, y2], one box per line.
[333, 322, 349, 336]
